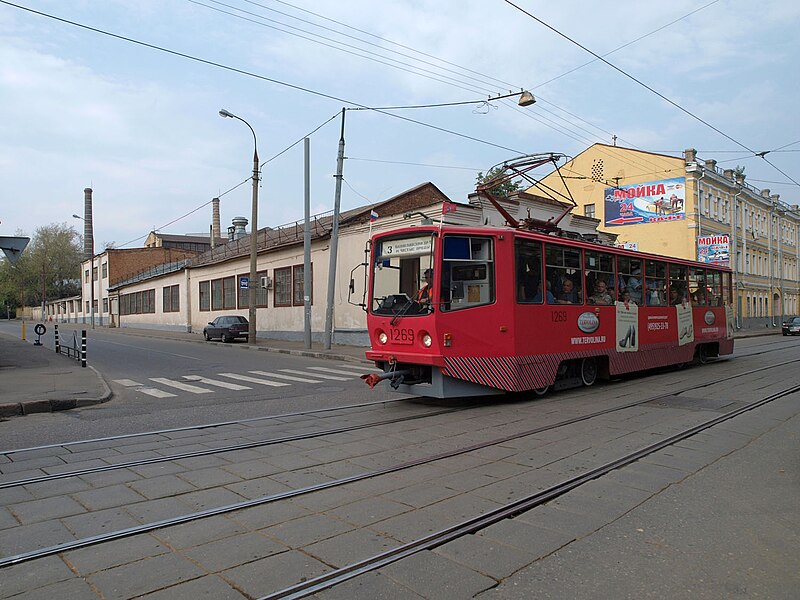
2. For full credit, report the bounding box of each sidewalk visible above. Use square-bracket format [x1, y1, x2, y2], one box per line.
[0, 322, 371, 418]
[0, 321, 782, 418]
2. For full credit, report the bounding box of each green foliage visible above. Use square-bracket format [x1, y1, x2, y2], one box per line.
[0, 223, 82, 310]
[476, 166, 523, 200]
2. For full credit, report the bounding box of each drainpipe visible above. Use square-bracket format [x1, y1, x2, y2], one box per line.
[732, 187, 742, 328]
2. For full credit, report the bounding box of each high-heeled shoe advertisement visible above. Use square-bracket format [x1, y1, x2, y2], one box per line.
[615, 299, 638, 352]
[676, 302, 695, 346]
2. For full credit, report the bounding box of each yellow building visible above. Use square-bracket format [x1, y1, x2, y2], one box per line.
[538, 144, 800, 330]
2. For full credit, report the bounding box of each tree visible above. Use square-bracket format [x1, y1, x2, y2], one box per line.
[476, 166, 523, 200]
[0, 223, 82, 311]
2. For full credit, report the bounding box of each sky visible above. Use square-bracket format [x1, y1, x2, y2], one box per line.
[1, 0, 799, 249]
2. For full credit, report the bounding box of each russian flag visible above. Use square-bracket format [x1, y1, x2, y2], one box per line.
[369, 210, 379, 222]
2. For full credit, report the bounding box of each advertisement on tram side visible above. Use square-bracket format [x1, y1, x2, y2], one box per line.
[604, 177, 686, 226]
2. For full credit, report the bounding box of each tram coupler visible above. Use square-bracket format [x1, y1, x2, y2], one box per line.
[361, 369, 412, 390]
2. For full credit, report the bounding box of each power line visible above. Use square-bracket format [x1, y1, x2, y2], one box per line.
[504, 0, 800, 187]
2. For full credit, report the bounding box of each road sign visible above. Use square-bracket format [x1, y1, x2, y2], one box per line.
[240, 277, 249, 289]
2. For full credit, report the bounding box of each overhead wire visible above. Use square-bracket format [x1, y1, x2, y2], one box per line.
[503, 0, 800, 187]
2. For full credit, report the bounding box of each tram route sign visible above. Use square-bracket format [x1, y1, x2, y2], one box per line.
[379, 237, 432, 258]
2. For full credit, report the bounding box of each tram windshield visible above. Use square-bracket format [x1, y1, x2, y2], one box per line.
[371, 234, 436, 318]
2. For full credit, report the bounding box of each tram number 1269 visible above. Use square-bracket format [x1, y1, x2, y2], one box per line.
[389, 328, 414, 344]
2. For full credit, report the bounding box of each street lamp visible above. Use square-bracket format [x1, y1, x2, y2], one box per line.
[219, 108, 259, 345]
[73, 212, 95, 329]
[322, 89, 537, 349]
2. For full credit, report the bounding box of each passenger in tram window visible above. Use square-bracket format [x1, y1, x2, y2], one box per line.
[535, 280, 556, 304]
[647, 282, 664, 306]
[589, 279, 612, 305]
[692, 288, 708, 306]
[669, 288, 681, 305]
[619, 289, 631, 304]
[556, 278, 580, 304]
[626, 267, 643, 304]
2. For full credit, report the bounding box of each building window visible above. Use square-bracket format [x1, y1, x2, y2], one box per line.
[85, 269, 90, 283]
[101, 262, 107, 279]
[119, 290, 156, 315]
[274, 267, 292, 307]
[293, 264, 312, 306]
[584, 204, 596, 219]
[85, 300, 89, 313]
[199, 281, 210, 311]
[238, 271, 268, 309]
[163, 285, 180, 313]
[211, 276, 236, 310]
[102, 298, 109, 313]
[92, 266, 98, 281]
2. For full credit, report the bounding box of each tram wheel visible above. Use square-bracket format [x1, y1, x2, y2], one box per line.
[580, 358, 598, 387]
[533, 385, 550, 396]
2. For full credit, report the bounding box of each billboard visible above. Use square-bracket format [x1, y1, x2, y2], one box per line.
[604, 177, 686, 227]
[697, 235, 730, 266]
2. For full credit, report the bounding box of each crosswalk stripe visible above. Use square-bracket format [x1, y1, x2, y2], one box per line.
[114, 379, 142, 387]
[307, 366, 363, 377]
[182, 375, 251, 391]
[218, 373, 290, 387]
[149, 378, 214, 394]
[280, 369, 350, 381]
[248, 370, 323, 383]
[138, 387, 177, 398]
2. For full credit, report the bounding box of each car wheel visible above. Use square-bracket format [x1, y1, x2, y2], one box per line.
[223, 335, 232, 343]
[204, 331, 211, 341]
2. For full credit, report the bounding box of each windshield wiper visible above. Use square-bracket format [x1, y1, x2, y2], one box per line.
[390, 298, 415, 326]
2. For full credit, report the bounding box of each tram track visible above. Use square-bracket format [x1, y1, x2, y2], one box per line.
[2, 357, 797, 570]
[265, 381, 800, 600]
[1, 357, 796, 492]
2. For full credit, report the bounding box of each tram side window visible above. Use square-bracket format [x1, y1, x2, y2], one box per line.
[645, 260, 667, 306]
[617, 256, 643, 305]
[515, 239, 544, 303]
[585, 250, 615, 305]
[545, 244, 583, 305]
[708, 270, 723, 306]
[690, 267, 708, 306]
[441, 236, 495, 312]
[668, 264, 688, 305]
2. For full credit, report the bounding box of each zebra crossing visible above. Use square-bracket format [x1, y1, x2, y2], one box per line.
[113, 364, 368, 398]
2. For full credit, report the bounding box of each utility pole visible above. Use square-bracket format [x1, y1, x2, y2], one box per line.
[303, 137, 312, 349]
[324, 108, 346, 350]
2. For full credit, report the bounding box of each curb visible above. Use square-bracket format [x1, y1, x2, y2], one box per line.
[0, 365, 113, 419]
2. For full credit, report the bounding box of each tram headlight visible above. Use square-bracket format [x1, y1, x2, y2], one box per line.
[421, 332, 432, 348]
[378, 330, 388, 344]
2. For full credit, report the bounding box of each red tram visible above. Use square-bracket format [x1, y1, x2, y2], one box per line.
[360, 224, 734, 398]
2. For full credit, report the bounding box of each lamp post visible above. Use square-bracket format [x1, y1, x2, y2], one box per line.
[322, 90, 536, 349]
[73, 212, 95, 329]
[219, 109, 259, 345]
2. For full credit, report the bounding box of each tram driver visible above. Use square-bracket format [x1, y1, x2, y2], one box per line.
[416, 269, 434, 306]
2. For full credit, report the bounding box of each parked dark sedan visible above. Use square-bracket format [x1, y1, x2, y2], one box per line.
[782, 316, 800, 336]
[203, 315, 249, 342]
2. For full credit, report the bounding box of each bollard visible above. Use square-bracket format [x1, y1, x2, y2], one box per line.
[81, 330, 87, 368]
[21, 321, 26, 341]
[54, 324, 60, 354]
